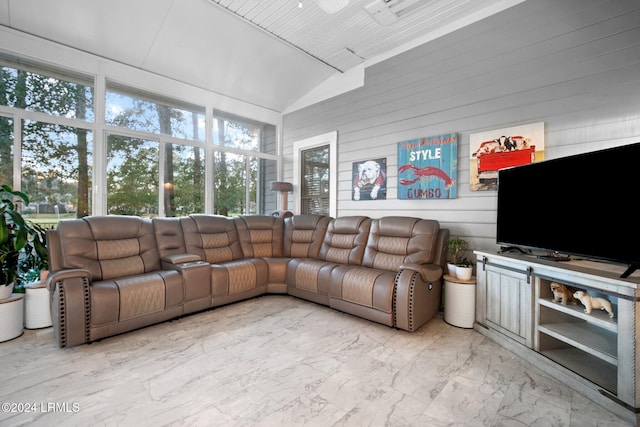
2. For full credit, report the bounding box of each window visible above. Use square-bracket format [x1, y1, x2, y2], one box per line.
[21, 120, 93, 225]
[301, 146, 329, 215]
[258, 157, 278, 214]
[0, 60, 95, 226]
[0, 57, 280, 222]
[213, 115, 260, 151]
[106, 87, 205, 141]
[106, 135, 158, 216]
[0, 62, 94, 120]
[0, 116, 13, 187]
[294, 132, 337, 217]
[164, 143, 205, 216]
[212, 114, 278, 216]
[214, 151, 246, 216]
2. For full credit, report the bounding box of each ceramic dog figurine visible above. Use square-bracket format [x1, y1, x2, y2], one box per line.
[573, 290, 614, 318]
[550, 282, 576, 305]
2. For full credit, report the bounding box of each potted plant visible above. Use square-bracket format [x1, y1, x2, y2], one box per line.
[17, 221, 49, 290]
[18, 222, 52, 329]
[447, 236, 469, 276]
[455, 257, 474, 280]
[0, 185, 31, 299]
[448, 236, 475, 280]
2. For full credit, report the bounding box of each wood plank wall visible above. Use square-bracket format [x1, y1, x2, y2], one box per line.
[281, 0, 640, 254]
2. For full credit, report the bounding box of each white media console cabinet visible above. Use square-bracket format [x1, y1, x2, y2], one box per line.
[474, 250, 640, 426]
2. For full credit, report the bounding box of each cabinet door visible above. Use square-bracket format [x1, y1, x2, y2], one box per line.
[484, 267, 532, 345]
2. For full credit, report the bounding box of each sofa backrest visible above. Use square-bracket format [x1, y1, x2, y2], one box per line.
[318, 216, 371, 265]
[153, 217, 187, 259]
[363, 217, 440, 272]
[49, 214, 448, 281]
[283, 214, 332, 258]
[181, 214, 243, 263]
[52, 216, 161, 281]
[234, 215, 284, 258]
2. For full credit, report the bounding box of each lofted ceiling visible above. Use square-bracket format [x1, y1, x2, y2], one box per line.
[0, 0, 524, 112]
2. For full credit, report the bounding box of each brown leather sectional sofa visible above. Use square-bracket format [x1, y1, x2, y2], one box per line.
[46, 214, 449, 347]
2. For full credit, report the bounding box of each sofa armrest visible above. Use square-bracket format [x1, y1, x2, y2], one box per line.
[399, 263, 443, 283]
[394, 264, 443, 332]
[160, 257, 211, 314]
[47, 269, 92, 348]
[46, 269, 91, 292]
[161, 253, 202, 265]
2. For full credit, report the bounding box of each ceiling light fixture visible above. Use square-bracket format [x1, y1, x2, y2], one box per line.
[298, 0, 303, 8]
[314, 0, 350, 14]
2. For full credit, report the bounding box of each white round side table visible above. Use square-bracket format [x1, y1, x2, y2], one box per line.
[24, 282, 52, 329]
[443, 274, 476, 329]
[0, 293, 25, 342]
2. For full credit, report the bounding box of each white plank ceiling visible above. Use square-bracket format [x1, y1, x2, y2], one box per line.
[210, 0, 522, 72]
[0, 0, 524, 112]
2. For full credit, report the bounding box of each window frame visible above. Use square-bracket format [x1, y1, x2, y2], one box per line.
[293, 131, 337, 217]
[0, 57, 281, 219]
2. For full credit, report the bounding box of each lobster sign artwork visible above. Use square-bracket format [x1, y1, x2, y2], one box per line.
[397, 133, 457, 199]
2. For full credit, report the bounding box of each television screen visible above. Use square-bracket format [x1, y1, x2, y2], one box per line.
[496, 142, 640, 277]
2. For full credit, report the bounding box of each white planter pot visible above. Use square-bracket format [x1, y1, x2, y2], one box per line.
[25, 282, 52, 329]
[456, 266, 473, 281]
[0, 283, 14, 300]
[444, 276, 476, 328]
[0, 293, 24, 342]
[447, 263, 457, 276]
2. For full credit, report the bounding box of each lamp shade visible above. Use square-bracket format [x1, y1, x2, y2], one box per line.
[270, 181, 293, 192]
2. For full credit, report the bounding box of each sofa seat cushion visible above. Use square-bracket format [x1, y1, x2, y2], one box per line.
[90, 270, 183, 326]
[286, 259, 341, 295]
[210, 259, 269, 297]
[329, 265, 396, 314]
[117, 275, 165, 321]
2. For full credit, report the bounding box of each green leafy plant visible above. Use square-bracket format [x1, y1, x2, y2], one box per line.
[1, 185, 49, 292]
[448, 236, 469, 265]
[17, 221, 49, 290]
[457, 257, 474, 268]
[1, 185, 30, 287]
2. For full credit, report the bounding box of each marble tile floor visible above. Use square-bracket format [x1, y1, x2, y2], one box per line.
[0, 295, 630, 427]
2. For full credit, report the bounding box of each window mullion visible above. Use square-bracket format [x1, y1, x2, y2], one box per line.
[13, 117, 21, 192]
[94, 73, 107, 215]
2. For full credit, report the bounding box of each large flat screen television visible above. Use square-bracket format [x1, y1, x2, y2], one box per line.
[496, 142, 640, 278]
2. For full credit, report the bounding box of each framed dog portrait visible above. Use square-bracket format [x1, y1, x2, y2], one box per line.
[352, 158, 387, 201]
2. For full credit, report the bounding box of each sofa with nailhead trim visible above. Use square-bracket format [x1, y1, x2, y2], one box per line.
[46, 214, 449, 347]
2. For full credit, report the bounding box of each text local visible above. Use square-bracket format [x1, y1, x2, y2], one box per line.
[409, 147, 441, 162]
